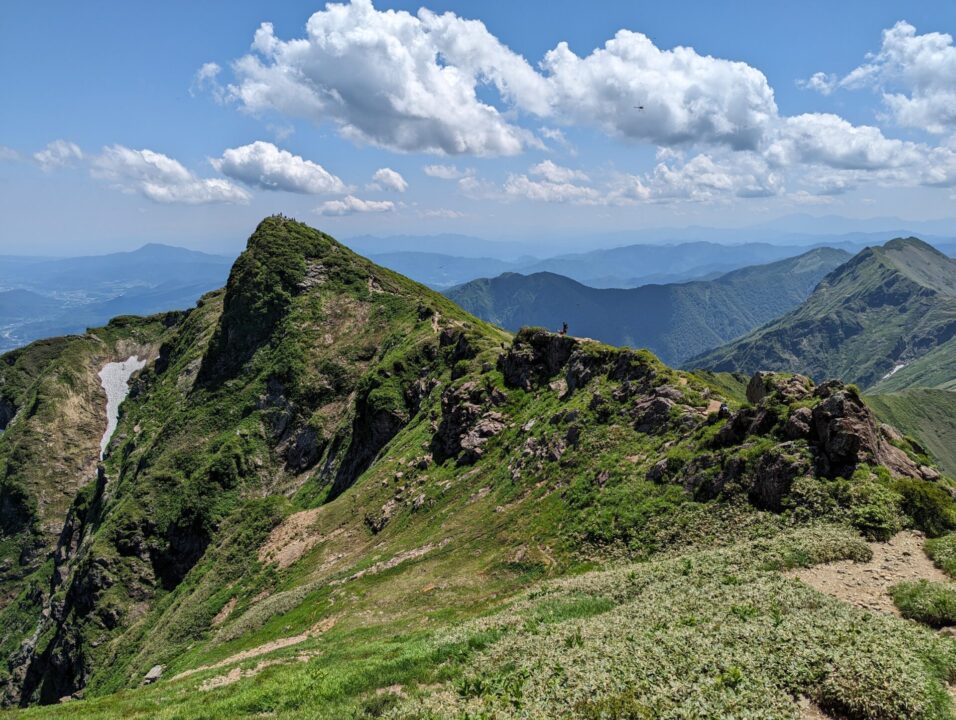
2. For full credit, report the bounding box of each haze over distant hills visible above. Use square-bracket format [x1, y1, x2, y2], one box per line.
[447, 247, 850, 365]
[345, 212, 956, 260]
[3, 218, 955, 352]
[0, 244, 232, 351]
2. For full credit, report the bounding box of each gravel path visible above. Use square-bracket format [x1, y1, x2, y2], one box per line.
[98, 355, 146, 457]
[786, 530, 948, 615]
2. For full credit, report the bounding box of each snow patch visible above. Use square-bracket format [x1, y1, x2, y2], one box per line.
[99, 355, 146, 457]
[881, 362, 908, 380]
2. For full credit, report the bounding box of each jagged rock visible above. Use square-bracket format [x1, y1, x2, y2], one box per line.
[748, 446, 810, 511]
[654, 385, 685, 402]
[646, 458, 672, 483]
[413, 454, 432, 470]
[432, 382, 505, 464]
[284, 425, 322, 473]
[880, 423, 904, 443]
[714, 407, 756, 446]
[811, 388, 920, 478]
[459, 412, 507, 463]
[633, 396, 674, 434]
[498, 328, 576, 390]
[142, 665, 164, 685]
[783, 406, 813, 440]
[365, 498, 399, 533]
[522, 434, 568, 462]
[746, 371, 811, 405]
[299, 263, 327, 288]
[0, 396, 15, 431]
[549, 409, 579, 425]
[439, 327, 476, 364]
[565, 425, 581, 447]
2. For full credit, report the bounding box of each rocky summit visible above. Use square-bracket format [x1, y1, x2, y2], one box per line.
[1, 218, 956, 719]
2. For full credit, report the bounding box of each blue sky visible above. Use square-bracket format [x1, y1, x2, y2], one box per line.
[3, 1, 956, 254]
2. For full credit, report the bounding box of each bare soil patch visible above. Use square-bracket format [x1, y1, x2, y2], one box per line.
[786, 530, 948, 615]
[173, 618, 336, 682]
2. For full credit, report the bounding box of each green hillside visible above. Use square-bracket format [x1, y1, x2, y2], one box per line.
[867, 390, 956, 477]
[446, 247, 849, 366]
[690, 238, 956, 389]
[870, 335, 956, 393]
[0, 219, 955, 719]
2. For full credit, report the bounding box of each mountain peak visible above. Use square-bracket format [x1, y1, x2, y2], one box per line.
[876, 236, 956, 294]
[882, 236, 931, 251]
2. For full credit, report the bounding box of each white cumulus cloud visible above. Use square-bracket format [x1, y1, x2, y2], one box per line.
[370, 167, 408, 192]
[92, 145, 251, 204]
[528, 160, 589, 183]
[807, 21, 956, 133]
[211, 141, 346, 194]
[797, 72, 837, 95]
[34, 140, 84, 170]
[221, 1, 777, 155]
[228, 2, 534, 155]
[502, 171, 600, 205]
[315, 194, 395, 216]
[767, 114, 924, 170]
[540, 30, 778, 151]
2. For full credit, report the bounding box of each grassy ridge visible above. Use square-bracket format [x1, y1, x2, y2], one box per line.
[866, 390, 956, 478]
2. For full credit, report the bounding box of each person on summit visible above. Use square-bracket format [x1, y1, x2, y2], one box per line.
[560, 321, 569, 336]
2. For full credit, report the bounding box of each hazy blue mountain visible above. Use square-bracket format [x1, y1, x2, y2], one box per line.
[0, 244, 232, 351]
[367, 252, 519, 289]
[446, 247, 850, 365]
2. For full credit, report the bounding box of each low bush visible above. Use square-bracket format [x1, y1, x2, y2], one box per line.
[891, 579, 956, 627]
[893, 478, 956, 538]
[926, 533, 956, 578]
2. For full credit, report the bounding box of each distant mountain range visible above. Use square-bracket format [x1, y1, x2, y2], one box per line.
[372, 241, 867, 290]
[690, 238, 956, 390]
[446, 247, 850, 365]
[362, 234, 955, 290]
[346, 212, 956, 261]
[0, 244, 232, 351]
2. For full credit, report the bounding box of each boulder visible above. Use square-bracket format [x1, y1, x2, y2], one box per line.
[143, 665, 164, 685]
[746, 371, 812, 405]
[748, 446, 810, 511]
[432, 383, 506, 464]
[783, 406, 813, 440]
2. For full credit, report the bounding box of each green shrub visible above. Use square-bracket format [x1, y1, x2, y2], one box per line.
[846, 480, 903, 541]
[926, 533, 956, 578]
[890, 579, 956, 627]
[893, 478, 956, 538]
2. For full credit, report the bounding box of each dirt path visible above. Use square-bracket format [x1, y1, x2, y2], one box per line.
[171, 617, 335, 682]
[786, 530, 948, 615]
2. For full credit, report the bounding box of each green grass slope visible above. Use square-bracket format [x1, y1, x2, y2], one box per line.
[0, 219, 955, 718]
[871, 335, 956, 393]
[447, 247, 849, 365]
[689, 238, 956, 389]
[867, 390, 956, 478]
